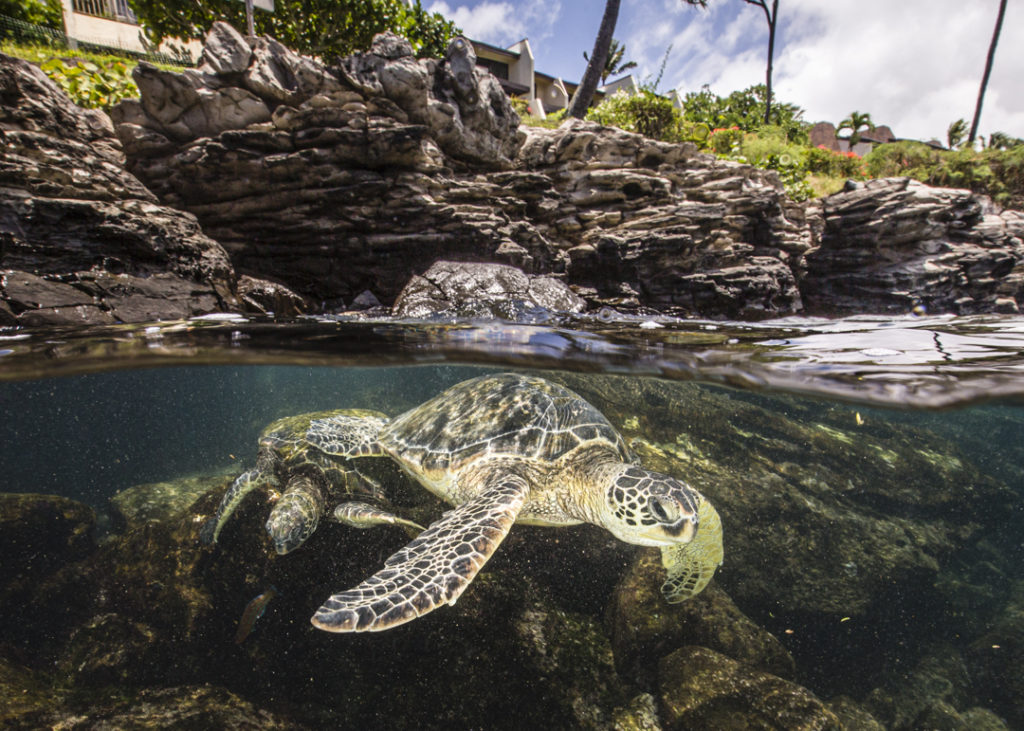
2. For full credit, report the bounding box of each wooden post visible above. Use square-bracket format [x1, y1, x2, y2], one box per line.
[245, 0, 254, 37]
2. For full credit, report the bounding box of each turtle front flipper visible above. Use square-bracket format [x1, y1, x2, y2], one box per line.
[660, 491, 723, 603]
[311, 471, 529, 633]
[333, 501, 426, 534]
[200, 467, 271, 546]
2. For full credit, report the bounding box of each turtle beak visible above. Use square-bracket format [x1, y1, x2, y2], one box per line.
[664, 512, 698, 542]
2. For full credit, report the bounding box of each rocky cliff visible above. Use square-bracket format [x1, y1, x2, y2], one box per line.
[3, 23, 1023, 324]
[0, 54, 239, 326]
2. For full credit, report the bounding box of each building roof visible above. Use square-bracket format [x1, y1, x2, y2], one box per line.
[470, 38, 521, 61]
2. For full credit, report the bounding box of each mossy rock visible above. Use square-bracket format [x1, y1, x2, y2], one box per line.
[554, 374, 1018, 620]
[109, 472, 233, 531]
[0, 493, 95, 596]
[9, 684, 297, 729]
[608, 552, 794, 685]
[657, 646, 840, 730]
[966, 578, 1024, 728]
[0, 658, 56, 725]
[825, 695, 884, 730]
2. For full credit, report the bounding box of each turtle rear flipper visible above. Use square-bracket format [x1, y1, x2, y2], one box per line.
[311, 472, 529, 633]
[660, 493, 723, 603]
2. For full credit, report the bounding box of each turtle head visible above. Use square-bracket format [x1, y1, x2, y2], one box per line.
[264, 476, 324, 555]
[602, 466, 700, 547]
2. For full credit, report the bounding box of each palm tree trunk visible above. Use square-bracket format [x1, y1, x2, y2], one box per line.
[763, 0, 778, 125]
[567, 0, 620, 119]
[969, 0, 1008, 144]
[746, 0, 779, 126]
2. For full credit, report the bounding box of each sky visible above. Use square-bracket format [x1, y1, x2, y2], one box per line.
[426, 0, 1023, 143]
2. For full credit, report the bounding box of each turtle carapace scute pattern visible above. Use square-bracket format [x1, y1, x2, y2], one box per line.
[199, 408, 391, 555]
[296, 372, 723, 633]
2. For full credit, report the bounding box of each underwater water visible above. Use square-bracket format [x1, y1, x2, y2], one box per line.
[1, 314, 1023, 729]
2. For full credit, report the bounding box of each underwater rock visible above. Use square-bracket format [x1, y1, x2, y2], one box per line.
[0, 53, 240, 325]
[392, 260, 585, 319]
[657, 646, 840, 730]
[110, 472, 233, 532]
[966, 578, 1024, 729]
[862, 644, 976, 728]
[825, 696, 885, 731]
[802, 178, 1024, 315]
[555, 374, 1019, 619]
[56, 612, 161, 688]
[0, 657, 55, 725]
[11, 684, 297, 729]
[0, 493, 95, 608]
[610, 693, 663, 731]
[608, 552, 795, 685]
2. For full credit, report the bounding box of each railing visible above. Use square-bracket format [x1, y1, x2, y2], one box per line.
[0, 13, 67, 45]
[71, 0, 137, 24]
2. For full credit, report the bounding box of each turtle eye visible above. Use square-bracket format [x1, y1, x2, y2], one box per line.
[649, 495, 680, 524]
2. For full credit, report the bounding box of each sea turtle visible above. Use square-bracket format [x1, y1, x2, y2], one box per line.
[200, 408, 398, 555]
[301, 372, 723, 633]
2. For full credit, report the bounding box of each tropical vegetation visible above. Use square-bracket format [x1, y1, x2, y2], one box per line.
[583, 38, 636, 84]
[565, 84, 1024, 206]
[127, 0, 458, 61]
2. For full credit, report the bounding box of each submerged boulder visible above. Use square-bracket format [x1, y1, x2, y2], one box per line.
[0, 493, 95, 606]
[658, 646, 840, 730]
[608, 553, 795, 686]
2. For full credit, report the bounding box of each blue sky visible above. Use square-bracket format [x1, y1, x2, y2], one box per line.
[427, 0, 1023, 143]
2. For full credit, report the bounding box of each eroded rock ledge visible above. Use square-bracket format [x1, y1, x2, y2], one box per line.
[109, 23, 812, 319]
[3, 23, 1023, 324]
[0, 54, 238, 326]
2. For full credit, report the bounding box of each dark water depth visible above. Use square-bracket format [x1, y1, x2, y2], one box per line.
[1, 315, 1023, 729]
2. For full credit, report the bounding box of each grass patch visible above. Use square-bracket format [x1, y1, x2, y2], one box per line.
[1, 39, 186, 71]
[2, 40, 188, 110]
[807, 174, 848, 198]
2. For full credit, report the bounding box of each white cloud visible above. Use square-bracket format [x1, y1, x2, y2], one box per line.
[623, 0, 1024, 141]
[429, 0, 562, 48]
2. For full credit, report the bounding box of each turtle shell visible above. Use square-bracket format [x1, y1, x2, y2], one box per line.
[380, 373, 632, 476]
[260, 409, 388, 482]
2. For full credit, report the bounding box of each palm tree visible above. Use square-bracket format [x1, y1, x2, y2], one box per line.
[947, 118, 968, 149]
[584, 39, 638, 84]
[568, 0, 707, 119]
[969, 0, 1008, 145]
[743, 0, 780, 125]
[567, 0, 621, 119]
[837, 111, 874, 146]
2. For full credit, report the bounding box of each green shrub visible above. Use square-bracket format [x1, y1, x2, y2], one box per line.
[739, 127, 806, 167]
[39, 57, 137, 109]
[805, 145, 867, 179]
[588, 89, 680, 141]
[862, 140, 940, 178]
[0, 0, 62, 28]
[681, 84, 807, 142]
[863, 141, 1024, 208]
[708, 125, 742, 154]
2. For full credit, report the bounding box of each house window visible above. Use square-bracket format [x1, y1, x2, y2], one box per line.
[476, 58, 509, 80]
[72, 0, 137, 23]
